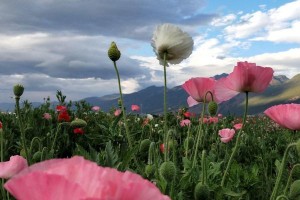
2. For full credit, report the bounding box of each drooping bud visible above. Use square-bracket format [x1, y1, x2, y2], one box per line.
[139, 139, 151, 153]
[159, 161, 176, 182]
[145, 164, 155, 177]
[292, 165, 300, 180]
[296, 139, 300, 156]
[108, 42, 121, 62]
[289, 180, 300, 199]
[70, 118, 87, 128]
[194, 182, 210, 200]
[208, 101, 218, 116]
[13, 84, 24, 98]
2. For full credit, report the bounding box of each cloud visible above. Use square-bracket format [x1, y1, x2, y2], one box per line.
[223, 0, 300, 43]
[0, 0, 215, 40]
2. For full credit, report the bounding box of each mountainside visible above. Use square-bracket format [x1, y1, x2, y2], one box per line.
[1, 74, 298, 116]
[84, 74, 299, 116]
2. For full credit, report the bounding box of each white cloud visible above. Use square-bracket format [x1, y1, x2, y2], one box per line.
[211, 14, 236, 26]
[224, 0, 300, 43]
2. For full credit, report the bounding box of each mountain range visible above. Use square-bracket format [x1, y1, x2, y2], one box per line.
[1, 74, 299, 116]
[83, 74, 300, 116]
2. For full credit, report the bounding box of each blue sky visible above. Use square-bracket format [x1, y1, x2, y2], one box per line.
[0, 0, 299, 103]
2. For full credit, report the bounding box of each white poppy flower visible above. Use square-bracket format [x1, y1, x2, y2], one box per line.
[151, 23, 193, 65]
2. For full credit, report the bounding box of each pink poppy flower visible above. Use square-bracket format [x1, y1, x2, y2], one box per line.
[218, 113, 223, 118]
[114, 109, 122, 117]
[0, 155, 28, 179]
[209, 116, 219, 124]
[233, 123, 243, 130]
[182, 77, 217, 107]
[43, 113, 52, 120]
[264, 104, 300, 130]
[131, 104, 140, 112]
[216, 61, 274, 102]
[218, 128, 236, 143]
[91, 106, 100, 112]
[4, 156, 170, 200]
[180, 119, 191, 127]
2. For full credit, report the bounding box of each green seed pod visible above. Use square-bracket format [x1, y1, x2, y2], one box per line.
[139, 139, 151, 153]
[207, 101, 218, 116]
[159, 161, 176, 182]
[194, 182, 210, 200]
[70, 118, 87, 128]
[289, 180, 300, 199]
[13, 84, 25, 98]
[108, 42, 121, 62]
[145, 164, 155, 177]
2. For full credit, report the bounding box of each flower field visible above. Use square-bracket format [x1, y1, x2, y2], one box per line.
[1, 23, 300, 200]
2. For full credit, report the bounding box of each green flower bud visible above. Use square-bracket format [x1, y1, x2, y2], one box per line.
[296, 139, 300, 156]
[108, 42, 121, 61]
[289, 180, 300, 199]
[208, 101, 218, 116]
[194, 182, 210, 200]
[13, 84, 24, 98]
[33, 151, 42, 162]
[139, 139, 151, 153]
[145, 164, 155, 177]
[292, 165, 300, 180]
[20, 149, 26, 158]
[70, 118, 87, 128]
[159, 161, 176, 182]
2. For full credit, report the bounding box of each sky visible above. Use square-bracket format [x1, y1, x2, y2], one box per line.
[0, 0, 299, 103]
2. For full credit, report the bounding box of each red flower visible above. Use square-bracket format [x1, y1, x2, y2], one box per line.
[73, 128, 84, 134]
[0, 121, 2, 129]
[56, 105, 67, 112]
[160, 144, 165, 153]
[58, 111, 70, 122]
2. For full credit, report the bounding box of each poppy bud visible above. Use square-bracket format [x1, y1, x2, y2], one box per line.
[32, 151, 42, 162]
[13, 84, 24, 98]
[208, 101, 218, 116]
[159, 161, 176, 182]
[289, 180, 300, 199]
[296, 139, 300, 156]
[292, 165, 300, 180]
[139, 139, 151, 153]
[70, 118, 87, 128]
[145, 164, 155, 177]
[194, 182, 210, 200]
[108, 42, 121, 61]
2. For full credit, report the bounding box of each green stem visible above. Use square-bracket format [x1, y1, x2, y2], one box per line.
[201, 150, 207, 184]
[50, 123, 62, 153]
[113, 61, 132, 148]
[283, 164, 300, 195]
[221, 92, 249, 187]
[15, 97, 31, 165]
[1, 129, 6, 200]
[163, 52, 168, 162]
[270, 143, 296, 200]
[185, 124, 191, 158]
[192, 102, 206, 168]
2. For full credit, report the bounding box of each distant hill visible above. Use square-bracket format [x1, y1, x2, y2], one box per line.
[83, 74, 299, 116]
[1, 74, 298, 116]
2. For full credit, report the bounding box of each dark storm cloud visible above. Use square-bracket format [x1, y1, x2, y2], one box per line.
[0, 0, 217, 40]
